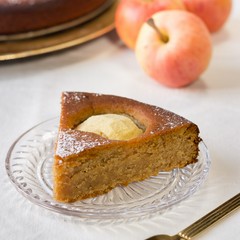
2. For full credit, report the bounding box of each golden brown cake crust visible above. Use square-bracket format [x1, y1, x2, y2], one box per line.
[56, 92, 196, 159]
[0, 0, 108, 34]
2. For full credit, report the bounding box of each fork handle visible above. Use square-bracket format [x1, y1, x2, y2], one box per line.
[178, 193, 240, 239]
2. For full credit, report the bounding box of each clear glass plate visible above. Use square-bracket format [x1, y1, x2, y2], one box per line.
[5, 118, 211, 223]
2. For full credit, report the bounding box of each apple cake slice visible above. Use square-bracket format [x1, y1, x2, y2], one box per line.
[53, 92, 200, 202]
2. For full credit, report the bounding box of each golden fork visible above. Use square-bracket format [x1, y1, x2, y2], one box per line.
[147, 193, 240, 240]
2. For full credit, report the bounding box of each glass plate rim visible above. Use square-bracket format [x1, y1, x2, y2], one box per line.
[5, 117, 211, 223]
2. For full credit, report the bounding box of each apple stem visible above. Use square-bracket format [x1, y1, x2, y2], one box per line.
[147, 18, 169, 43]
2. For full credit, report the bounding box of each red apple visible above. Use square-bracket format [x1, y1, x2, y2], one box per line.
[115, 0, 185, 49]
[135, 10, 212, 88]
[181, 0, 232, 33]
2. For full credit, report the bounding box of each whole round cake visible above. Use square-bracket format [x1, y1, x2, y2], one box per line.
[0, 0, 110, 35]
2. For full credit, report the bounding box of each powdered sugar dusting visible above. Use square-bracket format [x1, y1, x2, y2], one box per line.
[62, 92, 87, 104]
[149, 106, 191, 133]
[56, 130, 110, 158]
[62, 92, 104, 104]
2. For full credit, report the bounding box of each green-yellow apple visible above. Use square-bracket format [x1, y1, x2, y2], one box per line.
[135, 10, 212, 88]
[181, 0, 232, 33]
[115, 0, 185, 49]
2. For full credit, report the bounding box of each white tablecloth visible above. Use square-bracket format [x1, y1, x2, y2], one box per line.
[1, 2, 240, 239]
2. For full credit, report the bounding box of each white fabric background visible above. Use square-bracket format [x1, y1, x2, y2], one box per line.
[1, 1, 240, 239]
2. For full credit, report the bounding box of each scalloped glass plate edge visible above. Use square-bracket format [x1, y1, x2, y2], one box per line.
[5, 117, 211, 223]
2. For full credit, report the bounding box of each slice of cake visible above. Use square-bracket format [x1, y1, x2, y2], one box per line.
[54, 92, 200, 202]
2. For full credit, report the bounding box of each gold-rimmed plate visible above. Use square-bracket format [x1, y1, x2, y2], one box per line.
[0, 1, 117, 61]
